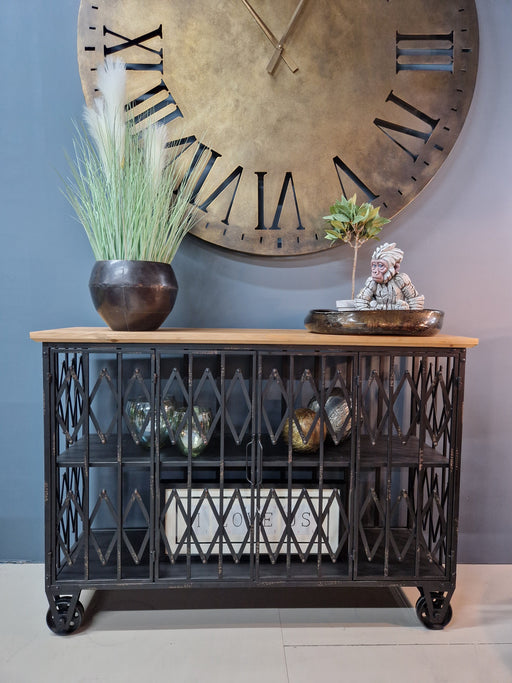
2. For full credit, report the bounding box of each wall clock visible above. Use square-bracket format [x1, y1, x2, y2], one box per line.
[77, 1, 478, 257]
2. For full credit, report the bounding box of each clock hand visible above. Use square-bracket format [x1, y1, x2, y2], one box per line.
[239, 0, 299, 73]
[267, 0, 308, 74]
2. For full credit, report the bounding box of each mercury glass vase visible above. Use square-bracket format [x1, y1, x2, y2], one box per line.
[127, 397, 176, 448]
[308, 389, 351, 444]
[172, 406, 213, 457]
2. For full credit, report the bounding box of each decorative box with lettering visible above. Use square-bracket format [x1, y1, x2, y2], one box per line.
[165, 488, 342, 557]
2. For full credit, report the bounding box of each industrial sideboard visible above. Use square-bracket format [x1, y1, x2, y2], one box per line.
[30, 327, 478, 634]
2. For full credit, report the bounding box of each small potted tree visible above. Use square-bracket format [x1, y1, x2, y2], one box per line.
[323, 194, 390, 307]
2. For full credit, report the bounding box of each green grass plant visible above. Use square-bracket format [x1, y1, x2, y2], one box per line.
[63, 58, 204, 264]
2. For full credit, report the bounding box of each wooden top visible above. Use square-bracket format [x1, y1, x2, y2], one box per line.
[30, 327, 479, 349]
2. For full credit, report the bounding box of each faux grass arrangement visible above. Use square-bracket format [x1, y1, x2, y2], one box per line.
[63, 58, 202, 264]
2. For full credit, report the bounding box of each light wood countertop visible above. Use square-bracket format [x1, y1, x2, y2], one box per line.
[30, 327, 479, 348]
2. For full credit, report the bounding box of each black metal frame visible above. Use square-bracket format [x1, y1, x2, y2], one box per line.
[41, 340, 466, 633]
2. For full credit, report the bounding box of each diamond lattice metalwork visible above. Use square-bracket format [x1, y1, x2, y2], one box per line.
[123, 368, 152, 444]
[324, 369, 353, 445]
[89, 490, 119, 566]
[423, 365, 454, 447]
[261, 368, 289, 444]
[259, 489, 288, 563]
[89, 367, 118, 443]
[322, 489, 350, 561]
[258, 488, 348, 562]
[225, 369, 252, 445]
[421, 472, 448, 563]
[188, 489, 222, 562]
[293, 369, 325, 446]
[160, 489, 187, 563]
[161, 489, 253, 564]
[295, 368, 320, 410]
[56, 489, 86, 567]
[58, 468, 83, 531]
[122, 489, 150, 565]
[361, 365, 422, 446]
[194, 368, 222, 442]
[388, 490, 417, 562]
[161, 367, 189, 442]
[392, 371, 422, 444]
[56, 358, 86, 445]
[222, 488, 252, 562]
[360, 369, 389, 446]
[359, 487, 386, 562]
[288, 488, 320, 561]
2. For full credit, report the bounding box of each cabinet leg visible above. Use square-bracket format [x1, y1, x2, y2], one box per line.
[415, 587, 454, 630]
[46, 591, 84, 635]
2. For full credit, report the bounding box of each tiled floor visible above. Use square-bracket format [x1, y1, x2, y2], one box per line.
[1, 564, 511, 682]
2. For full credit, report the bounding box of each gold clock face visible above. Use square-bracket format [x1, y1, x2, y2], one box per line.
[77, 0, 478, 256]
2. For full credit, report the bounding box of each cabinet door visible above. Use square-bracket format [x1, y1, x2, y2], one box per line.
[157, 350, 258, 582]
[354, 350, 463, 581]
[255, 350, 355, 583]
[47, 347, 156, 583]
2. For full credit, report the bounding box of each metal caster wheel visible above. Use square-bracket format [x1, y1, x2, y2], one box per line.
[415, 595, 453, 630]
[46, 597, 84, 635]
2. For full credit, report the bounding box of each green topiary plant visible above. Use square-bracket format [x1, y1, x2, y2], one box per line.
[324, 194, 390, 298]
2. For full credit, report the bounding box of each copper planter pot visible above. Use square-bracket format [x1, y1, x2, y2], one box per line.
[89, 260, 178, 331]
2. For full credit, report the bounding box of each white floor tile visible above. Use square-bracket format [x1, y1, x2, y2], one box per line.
[284, 643, 512, 683]
[282, 565, 512, 647]
[0, 563, 511, 682]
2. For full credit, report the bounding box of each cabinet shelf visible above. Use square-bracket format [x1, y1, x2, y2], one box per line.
[53, 527, 445, 586]
[57, 434, 152, 467]
[57, 434, 447, 469]
[357, 436, 449, 468]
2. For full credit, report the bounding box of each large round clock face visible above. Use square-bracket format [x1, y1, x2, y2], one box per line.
[77, 0, 478, 257]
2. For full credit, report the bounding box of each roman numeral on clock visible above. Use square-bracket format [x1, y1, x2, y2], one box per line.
[103, 25, 164, 71]
[255, 172, 305, 231]
[332, 156, 378, 202]
[198, 167, 244, 225]
[396, 32, 454, 72]
[103, 24, 176, 127]
[171, 140, 244, 226]
[374, 91, 439, 162]
[127, 80, 183, 127]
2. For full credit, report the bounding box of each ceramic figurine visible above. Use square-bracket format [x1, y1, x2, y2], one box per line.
[354, 242, 424, 310]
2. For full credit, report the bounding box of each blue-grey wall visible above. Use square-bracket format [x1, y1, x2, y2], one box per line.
[1, 1, 511, 562]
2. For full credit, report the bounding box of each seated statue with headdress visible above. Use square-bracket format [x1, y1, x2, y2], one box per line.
[354, 242, 424, 311]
